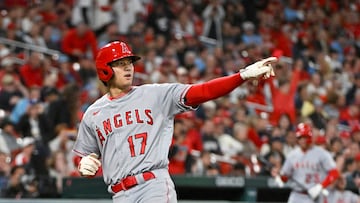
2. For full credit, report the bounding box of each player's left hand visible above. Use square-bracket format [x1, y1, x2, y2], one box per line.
[307, 184, 323, 200]
[239, 57, 277, 80]
[78, 153, 101, 177]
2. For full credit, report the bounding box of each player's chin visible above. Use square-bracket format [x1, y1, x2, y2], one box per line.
[123, 76, 133, 82]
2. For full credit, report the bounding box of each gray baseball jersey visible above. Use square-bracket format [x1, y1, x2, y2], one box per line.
[280, 146, 336, 193]
[73, 83, 193, 186]
[327, 189, 359, 203]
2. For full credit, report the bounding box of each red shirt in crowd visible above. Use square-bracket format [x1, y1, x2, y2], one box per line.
[19, 63, 44, 87]
[268, 69, 301, 125]
[246, 81, 267, 115]
[169, 128, 203, 175]
[61, 26, 98, 60]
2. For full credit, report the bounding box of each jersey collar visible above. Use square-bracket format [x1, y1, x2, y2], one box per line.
[107, 87, 133, 100]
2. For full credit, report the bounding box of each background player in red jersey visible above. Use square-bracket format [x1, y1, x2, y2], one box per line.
[73, 41, 277, 203]
[272, 122, 340, 203]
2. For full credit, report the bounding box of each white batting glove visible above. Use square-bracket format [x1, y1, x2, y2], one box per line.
[322, 188, 329, 197]
[307, 184, 323, 200]
[274, 175, 285, 188]
[239, 57, 277, 80]
[78, 153, 101, 177]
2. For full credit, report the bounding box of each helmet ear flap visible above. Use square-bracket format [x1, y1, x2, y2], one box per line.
[96, 64, 114, 82]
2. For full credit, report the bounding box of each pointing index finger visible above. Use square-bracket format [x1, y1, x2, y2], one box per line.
[262, 57, 278, 65]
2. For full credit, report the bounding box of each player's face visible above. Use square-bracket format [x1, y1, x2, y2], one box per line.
[109, 58, 134, 89]
[297, 136, 311, 150]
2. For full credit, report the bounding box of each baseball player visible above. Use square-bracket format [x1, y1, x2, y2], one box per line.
[273, 123, 340, 203]
[72, 41, 277, 203]
[327, 174, 360, 203]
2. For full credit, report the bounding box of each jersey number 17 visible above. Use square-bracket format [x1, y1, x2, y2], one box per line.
[127, 132, 148, 157]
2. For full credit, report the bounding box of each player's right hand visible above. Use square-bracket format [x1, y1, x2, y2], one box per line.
[78, 153, 101, 177]
[239, 57, 277, 80]
[307, 184, 323, 200]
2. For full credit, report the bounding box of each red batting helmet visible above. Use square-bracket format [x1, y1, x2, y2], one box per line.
[95, 41, 141, 82]
[295, 123, 313, 138]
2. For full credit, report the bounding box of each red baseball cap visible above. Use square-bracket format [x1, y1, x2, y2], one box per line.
[340, 131, 351, 139]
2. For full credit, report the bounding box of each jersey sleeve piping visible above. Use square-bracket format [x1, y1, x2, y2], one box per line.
[73, 149, 87, 157]
[179, 85, 197, 110]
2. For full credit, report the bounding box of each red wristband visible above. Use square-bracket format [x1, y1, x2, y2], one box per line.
[321, 169, 340, 187]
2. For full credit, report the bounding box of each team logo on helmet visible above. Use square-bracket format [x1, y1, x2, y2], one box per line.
[120, 42, 131, 54]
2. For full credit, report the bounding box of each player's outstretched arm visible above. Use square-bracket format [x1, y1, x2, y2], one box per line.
[185, 57, 277, 106]
[78, 153, 101, 177]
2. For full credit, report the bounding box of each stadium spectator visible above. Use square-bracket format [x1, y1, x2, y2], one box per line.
[201, 0, 225, 47]
[88, 0, 114, 36]
[232, 121, 257, 159]
[0, 74, 27, 114]
[150, 60, 177, 83]
[282, 129, 298, 157]
[13, 137, 35, 167]
[201, 119, 222, 155]
[169, 119, 189, 175]
[170, 111, 203, 175]
[0, 151, 11, 194]
[22, 23, 46, 48]
[42, 24, 62, 51]
[97, 22, 119, 48]
[113, 0, 145, 35]
[342, 157, 356, 179]
[39, 86, 59, 115]
[146, 1, 174, 40]
[0, 57, 20, 88]
[3, 165, 38, 198]
[0, 118, 20, 157]
[48, 150, 70, 193]
[172, 8, 195, 39]
[353, 125, 360, 144]
[191, 150, 213, 176]
[267, 59, 302, 125]
[45, 83, 81, 136]
[217, 124, 243, 158]
[346, 73, 360, 105]
[16, 99, 52, 157]
[61, 22, 98, 62]
[10, 86, 41, 124]
[18, 51, 46, 88]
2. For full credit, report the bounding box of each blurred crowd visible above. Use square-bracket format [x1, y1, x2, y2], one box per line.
[0, 0, 359, 199]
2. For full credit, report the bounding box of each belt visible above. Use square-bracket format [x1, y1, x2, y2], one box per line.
[111, 171, 155, 193]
